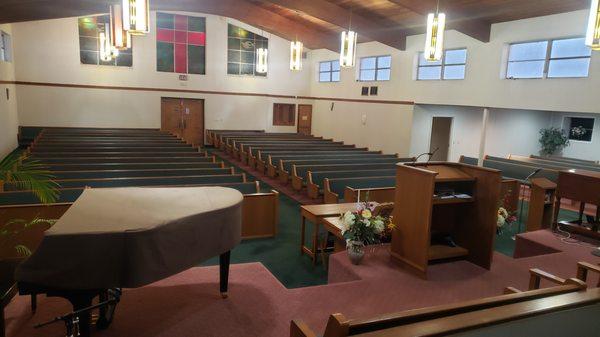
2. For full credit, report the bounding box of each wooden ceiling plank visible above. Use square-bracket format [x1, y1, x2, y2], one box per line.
[153, 0, 340, 50]
[260, 0, 407, 50]
[387, 0, 492, 42]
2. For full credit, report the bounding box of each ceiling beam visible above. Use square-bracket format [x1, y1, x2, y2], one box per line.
[388, 0, 491, 43]
[153, 0, 340, 50]
[261, 0, 407, 50]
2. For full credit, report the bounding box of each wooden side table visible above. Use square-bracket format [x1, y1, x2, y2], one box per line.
[300, 203, 357, 265]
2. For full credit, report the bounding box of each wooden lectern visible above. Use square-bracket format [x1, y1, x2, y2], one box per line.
[526, 177, 556, 231]
[390, 162, 501, 278]
[553, 169, 600, 239]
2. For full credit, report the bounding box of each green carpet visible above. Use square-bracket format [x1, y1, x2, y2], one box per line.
[202, 151, 328, 289]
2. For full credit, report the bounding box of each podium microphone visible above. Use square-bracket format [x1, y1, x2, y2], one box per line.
[426, 147, 440, 163]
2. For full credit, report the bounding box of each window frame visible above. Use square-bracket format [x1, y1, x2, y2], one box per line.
[358, 55, 391, 82]
[417, 48, 467, 81]
[318, 60, 340, 83]
[506, 37, 591, 80]
[0, 30, 10, 62]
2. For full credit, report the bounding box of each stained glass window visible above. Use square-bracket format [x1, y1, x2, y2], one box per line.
[78, 15, 133, 67]
[156, 12, 206, 74]
[227, 24, 268, 77]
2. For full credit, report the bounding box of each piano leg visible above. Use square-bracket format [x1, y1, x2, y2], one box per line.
[65, 293, 96, 337]
[219, 251, 231, 299]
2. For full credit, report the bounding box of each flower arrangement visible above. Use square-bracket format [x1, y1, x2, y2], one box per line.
[340, 201, 395, 264]
[497, 189, 517, 234]
[570, 126, 587, 138]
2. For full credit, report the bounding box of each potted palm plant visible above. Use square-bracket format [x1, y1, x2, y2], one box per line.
[0, 151, 59, 273]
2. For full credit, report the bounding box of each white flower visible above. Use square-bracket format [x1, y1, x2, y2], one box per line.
[373, 219, 385, 233]
[342, 211, 355, 230]
[497, 214, 506, 227]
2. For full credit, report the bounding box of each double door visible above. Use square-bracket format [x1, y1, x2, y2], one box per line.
[161, 98, 204, 146]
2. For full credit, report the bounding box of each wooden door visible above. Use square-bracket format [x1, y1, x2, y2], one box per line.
[429, 117, 452, 161]
[161, 98, 204, 146]
[297, 104, 312, 135]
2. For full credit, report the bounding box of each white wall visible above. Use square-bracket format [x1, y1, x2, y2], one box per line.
[11, 12, 312, 132]
[0, 23, 19, 158]
[308, 10, 600, 160]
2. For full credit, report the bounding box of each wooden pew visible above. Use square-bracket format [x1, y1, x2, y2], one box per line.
[279, 158, 399, 184]
[530, 155, 599, 166]
[44, 161, 225, 171]
[245, 144, 361, 167]
[503, 155, 600, 172]
[306, 169, 397, 199]
[256, 150, 380, 174]
[268, 154, 395, 180]
[343, 186, 396, 204]
[291, 163, 399, 191]
[576, 262, 600, 288]
[290, 269, 589, 337]
[50, 167, 234, 180]
[324, 176, 396, 204]
[26, 155, 216, 164]
[2, 174, 247, 191]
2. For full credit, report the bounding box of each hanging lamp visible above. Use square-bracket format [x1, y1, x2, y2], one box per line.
[424, 0, 446, 61]
[122, 0, 150, 35]
[586, 0, 600, 50]
[340, 11, 357, 68]
[290, 11, 303, 71]
[110, 4, 131, 50]
[99, 23, 116, 61]
[256, 28, 268, 74]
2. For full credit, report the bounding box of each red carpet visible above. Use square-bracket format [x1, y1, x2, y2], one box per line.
[5, 230, 600, 337]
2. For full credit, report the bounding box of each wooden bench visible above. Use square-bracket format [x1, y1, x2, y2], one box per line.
[279, 158, 399, 184]
[26, 155, 215, 164]
[323, 176, 397, 204]
[50, 167, 235, 180]
[290, 269, 590, 337]
[2, 173, 247, 191]
[306, 169, 397, 199]
[530, 154, 599, 166]
[291, 163, 399, 191]
[44, 161, 225, 171]
[256, 150, 379, 174]
[500, 155, 600, 172]
[245, 145, 361, 167]
[343, 186, 396, 203]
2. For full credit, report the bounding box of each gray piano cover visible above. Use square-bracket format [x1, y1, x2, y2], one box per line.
[16, 186, 243, 289]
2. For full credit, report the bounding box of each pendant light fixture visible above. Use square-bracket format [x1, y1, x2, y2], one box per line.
[424, 0, 446, 61]
[99, 23, 115, 62]
[340, 11, 357, 68]
[290, 12, 303, 71]
[122, 0, 150, 35]
[110, 4, 131, 50]
[256, 28, 268, 74]
[586, 0, 600, 50]
[290, 41, 303, 71]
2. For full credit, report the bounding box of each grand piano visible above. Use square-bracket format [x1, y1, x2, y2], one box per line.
[15, 186, 244, 337]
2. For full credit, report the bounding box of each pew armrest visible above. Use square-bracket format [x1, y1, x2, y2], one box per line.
[503, 287, 522, 294]
[577, 262, 600, 287]
[528, 268, 566, 290]
[290, 320, 317, 337]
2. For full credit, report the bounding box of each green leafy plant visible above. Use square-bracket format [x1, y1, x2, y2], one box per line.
[1, 216, 57, 257]
[0, 152, 59, 203]
[538, 127, 569, 156]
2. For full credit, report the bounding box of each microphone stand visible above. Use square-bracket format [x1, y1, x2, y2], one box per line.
[515, 168, 542, 239]
[412, 147, 439, 164]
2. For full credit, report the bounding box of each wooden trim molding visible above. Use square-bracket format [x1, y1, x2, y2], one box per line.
[0, 80, 415, 106]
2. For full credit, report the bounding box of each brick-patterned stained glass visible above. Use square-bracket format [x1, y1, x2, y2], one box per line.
[227, 24, 267, 77]
[156, 12, 206, 74]
[78, 15, 133, 67]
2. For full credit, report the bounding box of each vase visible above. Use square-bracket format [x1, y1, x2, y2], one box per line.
[347, 240, 365, 265]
